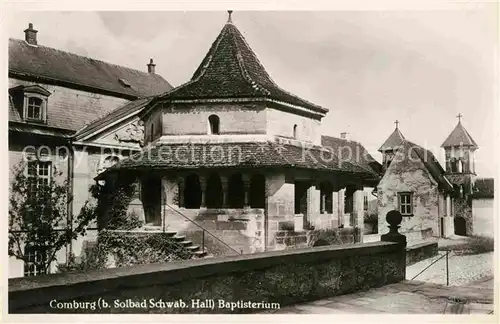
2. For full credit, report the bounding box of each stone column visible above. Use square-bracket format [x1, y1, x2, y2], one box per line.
[243, 174, 251, 208]
[221, 175, 229, 208]
[332, 190, 339, 227]
[199, 175, 207, 209]
[352, 187, 365, 242]
[338, 189, 345, 227]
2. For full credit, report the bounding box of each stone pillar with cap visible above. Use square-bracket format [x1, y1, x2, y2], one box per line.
[381, 210, 407, 281]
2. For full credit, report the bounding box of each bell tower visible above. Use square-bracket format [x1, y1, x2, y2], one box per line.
[441, 114, 478, 197]
[378, 120, 405, 171]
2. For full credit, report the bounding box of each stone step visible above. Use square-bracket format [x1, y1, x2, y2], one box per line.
[179, 240, 193, 246]
[173, 235, 186, 242]
[187, 245, 200, 252]
[194, 250, 208, 258]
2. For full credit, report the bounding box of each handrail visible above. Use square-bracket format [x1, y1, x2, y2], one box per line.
[411, 249, 451, 284]
[163, 204, 242, 255]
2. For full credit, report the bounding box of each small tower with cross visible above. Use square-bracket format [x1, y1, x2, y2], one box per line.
[378, 120, 406, 171]
[441, 113, 478, 197]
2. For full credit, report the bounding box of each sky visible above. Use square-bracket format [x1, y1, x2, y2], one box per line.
[6, 7, 498, 177]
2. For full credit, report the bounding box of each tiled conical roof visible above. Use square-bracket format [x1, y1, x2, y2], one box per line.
[378, 127, 405, 152]
[158, 15, 327, 114]
[441, 121, 478, 148]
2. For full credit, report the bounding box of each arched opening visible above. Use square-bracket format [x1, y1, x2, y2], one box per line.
[450, 158, 458, 173]
[319, 181, 334, 213]
[208, 115, 220, 135]
[454, 217, 467, 236]
[184, 173, 202, 209]
[457, 159, 463, 173]
[293, 124, 298, 139]
[141, 175, 162, 225]
[228, 173, 245, 208]
[206, 173, 223, 208]
[249, 173, 265, 208]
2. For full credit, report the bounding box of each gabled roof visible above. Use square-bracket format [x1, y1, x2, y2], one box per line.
[441, 121, 478, 148]
[472, 178, 494, 199]
[9, 38, 173, 98]
[321, 135, 383, 176]
[74, 97, 153, 141]
[378, 128, 405, 152]
[401, 140, 453, 192]
[96, 141, 379, 180]
[155, 19, 327, 114]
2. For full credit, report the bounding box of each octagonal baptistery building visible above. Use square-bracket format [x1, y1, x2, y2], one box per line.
[97, 13, 381, 254]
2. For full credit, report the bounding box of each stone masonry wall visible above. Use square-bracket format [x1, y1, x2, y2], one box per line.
[160, 103, 267, 136]
[266, 108, 322, 145]
[9, 241, 406, 314]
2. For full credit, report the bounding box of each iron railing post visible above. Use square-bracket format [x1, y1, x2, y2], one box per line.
[446, 250, 449, 286]
[202, 229, 205, 253]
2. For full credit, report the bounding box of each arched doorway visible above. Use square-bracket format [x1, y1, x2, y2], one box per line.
[454, 217, 467, 236]
[249, 174, 265, 208]
[184, 173, 202, 209]
[228, 173, 245, 208]
[206, 173, 223, 208]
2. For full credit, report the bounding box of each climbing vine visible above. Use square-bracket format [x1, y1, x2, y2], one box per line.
[58, 177, 195, 273]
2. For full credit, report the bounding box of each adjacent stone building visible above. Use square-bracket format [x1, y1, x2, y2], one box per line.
[377, 125, 455, 244]
[8, 23, 173, 277]
[377, 117, 494, 244]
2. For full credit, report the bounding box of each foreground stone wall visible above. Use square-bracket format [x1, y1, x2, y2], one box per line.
[9, 241, 406, 314]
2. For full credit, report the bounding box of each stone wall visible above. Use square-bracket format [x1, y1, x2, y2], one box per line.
[405, 241, 438, 266]
[472, 198, 494, 238]
[9, 241, 406, 314]
[266, 107, 322, 145]
[160, 103, 267, 136]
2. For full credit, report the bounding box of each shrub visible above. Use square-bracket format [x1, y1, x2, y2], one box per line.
[440, 235, 494, 255]
[364, 212, 378, 224]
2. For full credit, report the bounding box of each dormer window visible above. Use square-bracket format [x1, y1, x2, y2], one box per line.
[10, 85, 50, 123]
[208, 115, 220, 135]
[27, 97, 43, 120]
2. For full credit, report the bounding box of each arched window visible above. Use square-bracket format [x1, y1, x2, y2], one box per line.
[293, 124, 298, 139]
[208, 115, 220, 135]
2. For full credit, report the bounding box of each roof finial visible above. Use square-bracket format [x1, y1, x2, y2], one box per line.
[394, 120, 400, 130]
[227, 10, 233, 23]
[457, 113, 463, 123]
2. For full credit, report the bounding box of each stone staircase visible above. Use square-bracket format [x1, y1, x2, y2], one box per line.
[139, 226, 209, 258]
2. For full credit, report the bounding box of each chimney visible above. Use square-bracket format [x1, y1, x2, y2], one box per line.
[340, 132, 349, 140]
[24, 23, 38, 46]
[147, 58, 156, 74]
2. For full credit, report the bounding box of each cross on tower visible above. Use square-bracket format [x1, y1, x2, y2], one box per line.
[227, 10, 233, 23]
[457, 113, 463, 123]
[394, 120, 400, 129]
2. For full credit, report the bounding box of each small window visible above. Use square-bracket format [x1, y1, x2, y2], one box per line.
[27, 97, 43, 120]
[208, 115, 220, 135]
[23, 244, 47, 277]
[363, 194, 368, 211]
[150, 123, 155, 142]
[293, 124, 298, 139]
[398, 192, 413, 216]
